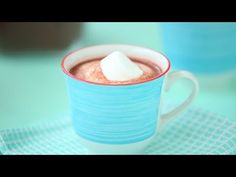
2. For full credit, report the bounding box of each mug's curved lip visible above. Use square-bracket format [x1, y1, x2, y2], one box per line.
[61, 44, 171, 86]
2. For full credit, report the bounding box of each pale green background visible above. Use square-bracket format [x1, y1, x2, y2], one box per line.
[0, 22, 236, 129]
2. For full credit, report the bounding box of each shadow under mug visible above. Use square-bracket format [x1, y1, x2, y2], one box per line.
[61, 44, 199, 154]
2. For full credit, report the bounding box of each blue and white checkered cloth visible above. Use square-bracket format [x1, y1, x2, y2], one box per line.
[0, 106, 235, 155]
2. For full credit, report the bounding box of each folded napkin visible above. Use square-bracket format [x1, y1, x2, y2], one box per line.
[0, 107, 235, 155]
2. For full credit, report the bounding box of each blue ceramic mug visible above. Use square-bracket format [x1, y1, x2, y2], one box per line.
[61, 44, 199, 154]
[160, 22, 236, 74]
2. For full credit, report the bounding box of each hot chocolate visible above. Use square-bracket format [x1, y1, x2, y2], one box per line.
[69, 57, 163, 84]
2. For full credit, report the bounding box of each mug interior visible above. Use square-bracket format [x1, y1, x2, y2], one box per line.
[61, 44, 171, 85]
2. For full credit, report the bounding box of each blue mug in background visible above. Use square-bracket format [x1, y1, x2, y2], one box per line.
[160, 22, 236, 74]
[61, 44, 199, 154]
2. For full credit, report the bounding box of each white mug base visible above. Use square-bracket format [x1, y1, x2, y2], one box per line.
[76, 135, 155, 154]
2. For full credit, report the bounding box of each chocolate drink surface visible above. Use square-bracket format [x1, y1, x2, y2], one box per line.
[69, 57, 163, 85]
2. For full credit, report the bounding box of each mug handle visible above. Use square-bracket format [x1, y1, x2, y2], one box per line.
[157, 71, 199, 131]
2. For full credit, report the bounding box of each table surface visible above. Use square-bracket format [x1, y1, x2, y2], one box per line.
[0, 22, 236, 129]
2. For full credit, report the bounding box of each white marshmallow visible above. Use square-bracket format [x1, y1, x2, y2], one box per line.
[100, 51, 143, 81]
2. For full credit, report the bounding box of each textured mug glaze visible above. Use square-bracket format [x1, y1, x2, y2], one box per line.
[61, 44, 199, 154]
